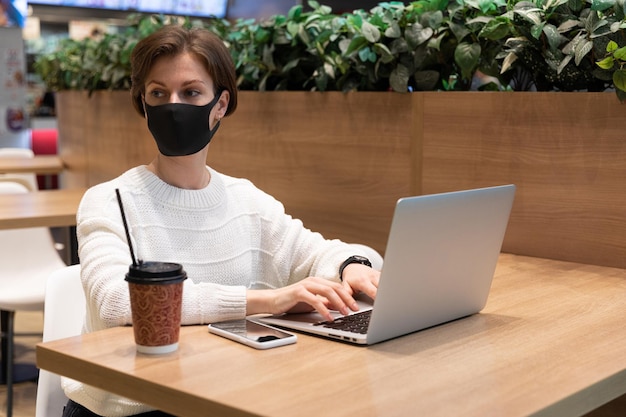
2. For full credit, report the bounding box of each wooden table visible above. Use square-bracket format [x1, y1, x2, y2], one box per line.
[0, 187, 84, 265]
[0, 188, 84, 230]
[36, 254, 626, 417]
[0, 155, 64, 175]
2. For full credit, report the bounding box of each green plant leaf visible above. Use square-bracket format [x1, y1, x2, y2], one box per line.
[323, 62, 335, 79]
[362, 21, 382, 43]
[283, 58, 300, 73]
[499, 51, 517, 73]
[614, 46, 626, 60]
[345, 35, 369, 55]
[609, 21, 623, 33]
[557, 54, 573, 74]
[557, 19, 581, 33]
[596, 56, 615, 69]
[423, 10, 444, 29]
[613, 69, 626, 91]
[477, 0, 497, 13]
[479, 18, 511, 40]
[530, 23, 545, 40]
[448, 21, 471, 42]
[442, 74, 458, 90]
[405, 24, 434, 48]
[298, 24, 311, 46]
[390, 63, 410, 91]
[346, 13, 363, 31]
[574, 39, 593, 65]
[591, 0, 615, 11]
[286, 21, 300, 38]
[455, 42, 481, 80]
[368, 11, 385, 29]
[373, 43, 395, 63]
[542, 24, 563, 51]
[414, 70, 439, 90]
[389, 37, 409, 54]
[513, 7, 542, 25]
[606, 40, 618, 52]
[385, 21, 402, 38]
[358, 46, 377, 63]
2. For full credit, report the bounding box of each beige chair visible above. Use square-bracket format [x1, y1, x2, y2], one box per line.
[0, 180, 67, 417]
[35, 264, 84, 417]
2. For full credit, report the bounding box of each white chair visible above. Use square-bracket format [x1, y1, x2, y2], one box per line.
[0, 147, 39, 191]
[0, 180, 67, 417]
[35, 264, 84, 417]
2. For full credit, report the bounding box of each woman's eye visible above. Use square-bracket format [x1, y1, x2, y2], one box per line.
[148, 90, 164, 98]
[185, 90, 200, 98]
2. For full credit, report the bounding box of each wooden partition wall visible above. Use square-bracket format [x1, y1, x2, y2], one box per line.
[56, 91, 626, 269]
[57, 91, 419, 257]
[419, 92, 625, 269]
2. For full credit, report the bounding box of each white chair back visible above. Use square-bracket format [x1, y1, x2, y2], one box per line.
[0, 180, 66, 311]
[0, 147, 39, 191]
[35, 264, 84, 417]
[0, 147, 35, 159]
[0, 178, 32, 193]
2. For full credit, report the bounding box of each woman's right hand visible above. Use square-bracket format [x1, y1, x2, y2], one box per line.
[246, 276, 360, 322]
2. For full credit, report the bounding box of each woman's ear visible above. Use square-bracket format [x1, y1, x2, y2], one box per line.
[218, 90, 230, 119]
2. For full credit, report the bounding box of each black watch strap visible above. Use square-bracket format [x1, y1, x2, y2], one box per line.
[339, 255, 372, 281]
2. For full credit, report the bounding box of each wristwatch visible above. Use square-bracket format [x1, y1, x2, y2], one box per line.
[339, 255, 372, 281]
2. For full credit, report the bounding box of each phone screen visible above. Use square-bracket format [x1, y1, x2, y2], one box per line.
[210, 319, 294, 343]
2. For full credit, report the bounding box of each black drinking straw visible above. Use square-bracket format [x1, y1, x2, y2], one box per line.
[115, 188, 138, 267]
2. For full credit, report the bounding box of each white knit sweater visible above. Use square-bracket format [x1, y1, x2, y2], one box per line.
[63, 165, 364, 416]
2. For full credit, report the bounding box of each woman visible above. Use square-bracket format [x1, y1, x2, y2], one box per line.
[62, 25, 380, 417]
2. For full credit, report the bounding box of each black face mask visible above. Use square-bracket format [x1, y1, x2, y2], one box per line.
[144, 92, 222, 156]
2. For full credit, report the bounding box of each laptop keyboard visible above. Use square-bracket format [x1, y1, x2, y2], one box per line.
[314, 310, 371, 334]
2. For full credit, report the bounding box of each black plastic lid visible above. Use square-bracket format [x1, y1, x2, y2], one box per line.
[125, 261, 187, 284]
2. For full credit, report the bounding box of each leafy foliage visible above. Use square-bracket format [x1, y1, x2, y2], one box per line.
[33, 1, 626, 100]
[497, 0, 626, 94]
[596, 40, 626, 100]
[33, 15, 208, 94]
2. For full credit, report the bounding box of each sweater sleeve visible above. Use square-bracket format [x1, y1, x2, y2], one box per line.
[251, 185, 369, 286]
[77, 185, 136, 332]
[77, 180, 247, 332]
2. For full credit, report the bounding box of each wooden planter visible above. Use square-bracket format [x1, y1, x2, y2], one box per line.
[419, 92, 626, 270]
[56, 91, 626, 269]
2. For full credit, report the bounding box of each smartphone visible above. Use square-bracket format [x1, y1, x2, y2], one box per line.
[208, 319, 297, 349]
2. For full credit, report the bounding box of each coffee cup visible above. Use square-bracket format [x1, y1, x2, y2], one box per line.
[125, 261, 187, 354]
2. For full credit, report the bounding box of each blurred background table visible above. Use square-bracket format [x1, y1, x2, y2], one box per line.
[0, 188, 83, 230]
[0, 155, 64, 175]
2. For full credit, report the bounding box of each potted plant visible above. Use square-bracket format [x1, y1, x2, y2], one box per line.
[34, 1, 626, 97]
[495, 0, 626, 99]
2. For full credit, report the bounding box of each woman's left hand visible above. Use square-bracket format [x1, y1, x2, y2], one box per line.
[340, 263, 380, 300]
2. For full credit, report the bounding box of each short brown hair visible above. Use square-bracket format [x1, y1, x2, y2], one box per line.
[130, 25, 238, 118]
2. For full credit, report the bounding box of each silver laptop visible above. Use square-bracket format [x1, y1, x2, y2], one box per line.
[256, 184, 516, 345]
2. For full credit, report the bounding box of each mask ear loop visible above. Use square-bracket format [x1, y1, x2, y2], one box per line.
[141, 95, 148, 118]
[209, 90, 224, 128]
